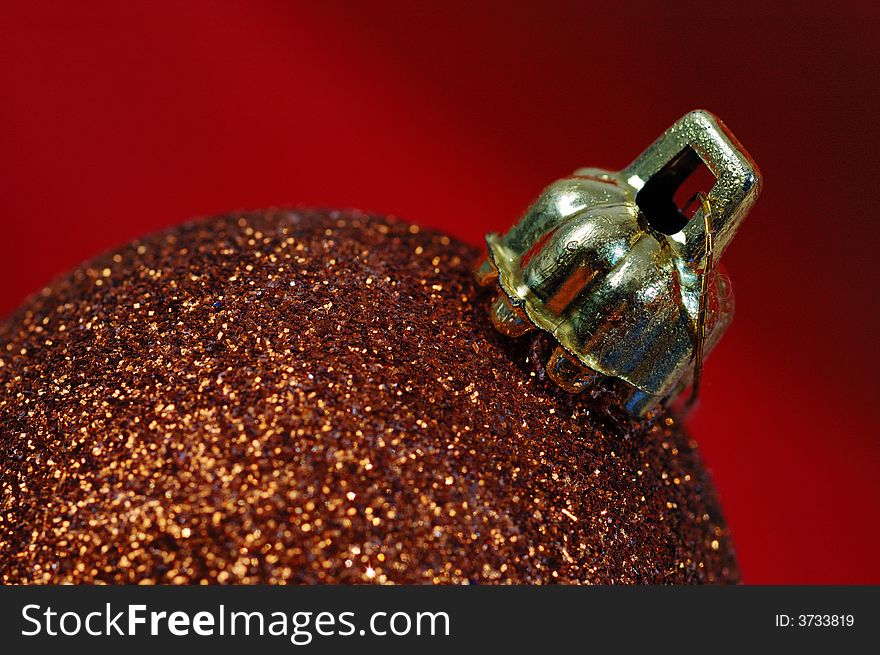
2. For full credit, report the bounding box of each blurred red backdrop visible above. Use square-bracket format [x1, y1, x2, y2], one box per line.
[1, 1, 878, 583]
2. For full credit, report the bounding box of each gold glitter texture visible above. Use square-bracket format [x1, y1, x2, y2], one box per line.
[0, 210, 737, 584]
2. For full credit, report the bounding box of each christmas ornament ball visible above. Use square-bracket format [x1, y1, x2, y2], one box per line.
[0, 209, 737, 584]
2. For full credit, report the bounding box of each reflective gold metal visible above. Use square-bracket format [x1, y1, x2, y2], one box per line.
[477, 110, 762, 416]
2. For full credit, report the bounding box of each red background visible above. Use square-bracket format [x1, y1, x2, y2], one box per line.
[1, 1, 878, 583]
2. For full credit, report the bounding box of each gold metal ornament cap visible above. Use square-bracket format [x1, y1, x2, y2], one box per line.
[477, 110, 762, 416]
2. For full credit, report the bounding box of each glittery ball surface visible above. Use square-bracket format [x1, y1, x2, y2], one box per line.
[0, 209, 737, 584]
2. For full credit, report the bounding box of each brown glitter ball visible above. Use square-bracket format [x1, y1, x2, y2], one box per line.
[0, 209, 737, 584]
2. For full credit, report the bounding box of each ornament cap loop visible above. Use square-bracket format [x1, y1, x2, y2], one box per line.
[623, 109, 762, 266]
